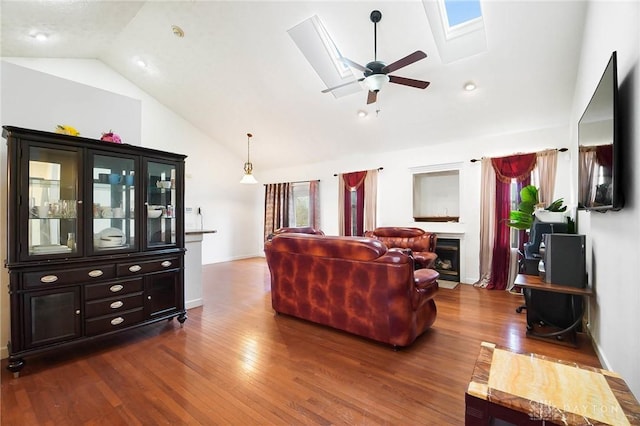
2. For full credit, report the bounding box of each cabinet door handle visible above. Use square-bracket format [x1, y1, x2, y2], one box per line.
[128, 265, 142, 273]
[109, 284, 124, 293]
[110, 317, 124, 326]
[110, 301, 124, 309]
[161, 260, 172, 268]
[40, 275, 58, 283]
[88, 270, 104, 278]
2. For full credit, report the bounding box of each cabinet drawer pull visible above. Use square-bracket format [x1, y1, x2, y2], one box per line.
[110, 301, 124, 309]
[129, 265, 142, 273]
[88, 270, 104, 278]
[161, 260, 172, 268]
[110, 317, 124, 326]
[109, 284, 124, 293]
[40, 275, 58, 283]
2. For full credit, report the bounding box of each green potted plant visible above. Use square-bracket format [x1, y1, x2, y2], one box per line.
[507, 185, 568, 230]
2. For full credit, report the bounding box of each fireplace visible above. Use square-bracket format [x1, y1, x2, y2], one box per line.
[434, 238, 460, 282]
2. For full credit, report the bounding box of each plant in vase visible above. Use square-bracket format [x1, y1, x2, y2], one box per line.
[507, 185, 570, 231]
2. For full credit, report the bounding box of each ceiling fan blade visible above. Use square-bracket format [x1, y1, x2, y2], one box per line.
[321, 78, 364, 93]
[382, 50, 427, 74]
[367, 90, 378, 104]
[341, 57, 372, 73]
[389, 75, 430, 89]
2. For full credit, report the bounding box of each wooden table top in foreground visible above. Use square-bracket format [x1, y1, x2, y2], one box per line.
[467, 342, 640, 425]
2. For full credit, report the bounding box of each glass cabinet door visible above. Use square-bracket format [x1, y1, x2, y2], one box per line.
[27, 146, 81, 258]
[146, 161, 177, 248]
[92, 154, 136, 253]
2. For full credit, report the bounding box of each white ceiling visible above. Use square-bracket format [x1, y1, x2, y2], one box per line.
[0, 1, 587, 169]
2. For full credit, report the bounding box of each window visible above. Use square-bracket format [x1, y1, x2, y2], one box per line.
[509, 180, 520, 249]
[290, 182, 310, 227]
[443, 0, 483, 27]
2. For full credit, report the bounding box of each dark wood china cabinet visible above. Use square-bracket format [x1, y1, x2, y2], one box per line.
[3, 126, 187, 376]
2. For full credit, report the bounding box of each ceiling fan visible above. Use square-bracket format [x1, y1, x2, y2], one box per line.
[322, 10, 430, 104]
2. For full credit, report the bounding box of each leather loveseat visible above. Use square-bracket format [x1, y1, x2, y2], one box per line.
[364, 227, 438, 269]
[264, 232, 439, 347]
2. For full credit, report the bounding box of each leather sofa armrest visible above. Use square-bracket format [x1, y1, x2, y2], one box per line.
[412, 268, 439, 309]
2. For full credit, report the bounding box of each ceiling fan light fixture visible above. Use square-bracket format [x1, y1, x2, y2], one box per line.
[364, 74, 389, 92]
[240, 133, 258, 184]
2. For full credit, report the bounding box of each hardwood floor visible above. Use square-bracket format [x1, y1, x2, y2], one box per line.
[1, 258, 600, 425]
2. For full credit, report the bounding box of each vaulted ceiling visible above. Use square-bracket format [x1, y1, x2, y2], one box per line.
[1, 1, 587, 169]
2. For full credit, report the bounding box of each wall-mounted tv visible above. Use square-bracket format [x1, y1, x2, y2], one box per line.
[578, 51, 623, 211]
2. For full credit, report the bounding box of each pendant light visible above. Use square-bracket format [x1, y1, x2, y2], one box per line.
[240, 133, 258, 184]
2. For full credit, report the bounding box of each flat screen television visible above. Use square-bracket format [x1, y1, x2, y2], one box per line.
[578, 51, 623, 211]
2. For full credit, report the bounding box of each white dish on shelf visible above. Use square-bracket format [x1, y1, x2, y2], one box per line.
[31, 245, 72, 254]
[96, 228, 126, 247]
[148, 206, 163, 218]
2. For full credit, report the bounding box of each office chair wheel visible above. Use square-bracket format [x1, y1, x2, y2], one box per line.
[516, 305, 525, 313]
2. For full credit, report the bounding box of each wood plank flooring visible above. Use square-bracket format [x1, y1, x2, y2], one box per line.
[1, 258, 600, 425]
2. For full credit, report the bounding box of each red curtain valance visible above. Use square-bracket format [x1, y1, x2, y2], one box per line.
[343, 171, 367, 190]
[491, 153, 537, 183]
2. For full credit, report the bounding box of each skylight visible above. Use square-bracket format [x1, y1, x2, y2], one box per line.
[423, 0, 487, 63]
[443, 0, 483, 27]
[288, 15, 360, 99]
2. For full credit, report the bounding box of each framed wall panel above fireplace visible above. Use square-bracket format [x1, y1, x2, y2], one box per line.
[410, 162, 463, 223]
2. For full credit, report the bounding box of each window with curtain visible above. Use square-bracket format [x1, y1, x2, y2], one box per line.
[477, 149, 558, 290]
[264, 180, 320, 240]
[338, 169, 378, 236]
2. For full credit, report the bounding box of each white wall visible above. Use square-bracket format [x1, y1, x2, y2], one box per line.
[571, 1, 640, 398]
[0, 58, 262, 359]
[259, 124, 573, 285]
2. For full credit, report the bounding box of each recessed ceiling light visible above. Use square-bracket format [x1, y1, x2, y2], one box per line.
[32, 32, 48, 42]
[136, 59, 147, 68]
[357, 110, 368, 118]
[464, 81, 477, 91]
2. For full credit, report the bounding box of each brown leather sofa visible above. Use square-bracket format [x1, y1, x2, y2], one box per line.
[365, 227, 438, 269]
[264, 233, 439, 347]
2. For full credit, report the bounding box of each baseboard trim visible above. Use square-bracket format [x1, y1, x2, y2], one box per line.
[586, 326, 611, 371]
[185, 299, 203, 310]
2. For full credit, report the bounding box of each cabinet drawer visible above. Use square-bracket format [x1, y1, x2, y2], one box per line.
[24, 265, 116, 288]
[117, 257, 180, 276]
[85, 293, 144, 318]
[85, 308, 145, 336]
[85, 278, 143, 301]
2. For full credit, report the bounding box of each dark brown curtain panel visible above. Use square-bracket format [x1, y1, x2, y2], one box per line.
[264, 182, 290, 241]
